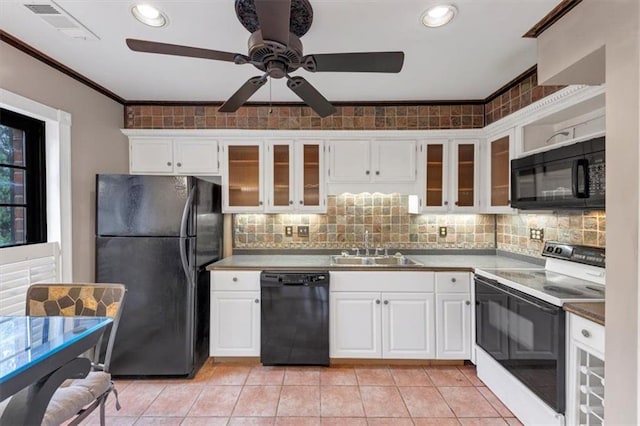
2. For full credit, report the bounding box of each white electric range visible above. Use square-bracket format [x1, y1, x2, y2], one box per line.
[474, 241, 605, 426]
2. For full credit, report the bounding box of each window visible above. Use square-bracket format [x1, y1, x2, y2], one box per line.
[0, 108, 47, 247]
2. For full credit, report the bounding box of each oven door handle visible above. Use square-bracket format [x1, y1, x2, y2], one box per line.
[475, 275, 560, 314]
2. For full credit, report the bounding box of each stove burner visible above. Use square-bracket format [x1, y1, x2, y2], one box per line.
[543, 285, 583, 296]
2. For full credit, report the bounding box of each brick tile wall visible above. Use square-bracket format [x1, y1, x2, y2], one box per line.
[496, 211, 605, 258]
[125, 104, 485, 130]
[234, 194, 495, 250]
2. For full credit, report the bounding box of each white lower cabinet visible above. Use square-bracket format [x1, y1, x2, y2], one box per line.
[330, 291, 435, 359]
[210, 271, 261, 356]
[330, 292, 381, 358]
[435, 272, 472, 359]
[383, 292, 435, 358]
[566, 313, 605, 425]
[329, 271, 436, 359]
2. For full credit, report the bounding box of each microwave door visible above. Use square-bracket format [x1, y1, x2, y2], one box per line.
[534, 157, 587, 209]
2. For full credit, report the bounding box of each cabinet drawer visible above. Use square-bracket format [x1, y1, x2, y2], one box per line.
[570, 313, 605, 355]
[211, 270, 260, 291]
[435, 272, 470, 293]
[330, 271, 434, 292]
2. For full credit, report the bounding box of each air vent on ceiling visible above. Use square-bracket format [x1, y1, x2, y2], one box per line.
[23, 1, 100, 40]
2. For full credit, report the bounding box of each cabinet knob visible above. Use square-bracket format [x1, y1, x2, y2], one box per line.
[299, 200, 304, 205]
[444, 201, 449, 205]
[176, 162, 182, 167]
[375, 299, 381, 304]
[254, 299, 260, 304]
[383, 300, 389, 305]
[451, 278, 457, 283]
[581, 329, 591, 338]
[167, 161, 172, 166]
[376, 171, 380, 175]
[366, 170, 370, 175]
[455, 201, 459, 206]
[232, 277, 238, 282]
[465, 300, 471, 306]
[259, 201, 263, 206]
[289, 200, 294, 205]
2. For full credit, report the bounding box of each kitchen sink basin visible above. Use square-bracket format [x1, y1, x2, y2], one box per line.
[330, 255, 420, 266]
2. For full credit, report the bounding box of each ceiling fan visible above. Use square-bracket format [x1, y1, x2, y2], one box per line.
[126, 0, 405, 117]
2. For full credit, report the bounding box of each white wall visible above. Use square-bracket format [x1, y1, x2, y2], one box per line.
[0, 41, 128, 282]
[537, 1, 640, 424]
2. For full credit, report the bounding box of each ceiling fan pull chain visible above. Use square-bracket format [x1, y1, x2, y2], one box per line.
[269, 78, 273, 114]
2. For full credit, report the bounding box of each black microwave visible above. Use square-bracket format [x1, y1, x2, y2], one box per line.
[511, 137, 605, 210]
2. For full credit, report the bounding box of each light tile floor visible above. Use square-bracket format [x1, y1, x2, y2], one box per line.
[84, 362, 524, 426]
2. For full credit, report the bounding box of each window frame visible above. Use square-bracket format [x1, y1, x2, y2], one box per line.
[1, 108, 47, 247]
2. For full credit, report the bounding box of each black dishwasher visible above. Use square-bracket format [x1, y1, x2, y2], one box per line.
[260, 271, 330, 366]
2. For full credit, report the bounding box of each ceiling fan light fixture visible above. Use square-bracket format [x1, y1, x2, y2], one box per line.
[421, 4, 457, 28]
[132, 4, 168, 27]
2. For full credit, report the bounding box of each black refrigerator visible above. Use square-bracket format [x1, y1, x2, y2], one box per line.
[95, 174, 223, 377]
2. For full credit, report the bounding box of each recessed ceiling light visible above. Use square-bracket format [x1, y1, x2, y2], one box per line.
[421, 4, 457, 28]
[131, 4, 168, 27]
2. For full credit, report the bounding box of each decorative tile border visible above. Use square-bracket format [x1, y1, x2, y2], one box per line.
[234, 194, 495, 250]
[496, 211, 605, 258]
[484, 72, 566, 125]
[124, 104, 485, 130]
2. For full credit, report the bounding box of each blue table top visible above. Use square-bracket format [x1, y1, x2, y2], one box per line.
[0, 316, 113, 385]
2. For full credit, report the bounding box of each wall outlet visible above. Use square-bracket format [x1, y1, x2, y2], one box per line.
[297, 226, 309, 237]
[285, 226, 293, 237]
[439, 226, 447, 237]
[530, 228, 544, 240]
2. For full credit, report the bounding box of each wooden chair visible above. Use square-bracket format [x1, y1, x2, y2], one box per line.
[25, 283, 127, 426]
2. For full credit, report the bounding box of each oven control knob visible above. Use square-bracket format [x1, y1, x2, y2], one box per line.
[546, 246, 554, 253]
[554, 247, 563, 254]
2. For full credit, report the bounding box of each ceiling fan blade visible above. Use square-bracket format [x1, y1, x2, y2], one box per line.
[126, 38, 239, 62]
[219, 76, 268, 113]
[287, 76, 336, 118]
[254, 0, 291, 45]
[304, 52, 405, 73]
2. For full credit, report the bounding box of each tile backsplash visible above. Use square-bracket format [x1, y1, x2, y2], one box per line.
[496, 211, 606, 257]
[234, 194, 495, 250]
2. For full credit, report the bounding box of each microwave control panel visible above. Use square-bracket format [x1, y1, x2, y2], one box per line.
[589, 162, 605, 196]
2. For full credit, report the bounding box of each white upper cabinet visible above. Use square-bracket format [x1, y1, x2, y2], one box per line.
[328, 140, 371, 182]
[418, 138, 480, 213]
[265, 140, 295, 212]
[328, 139, 416, 184]
[295, 140, 326, 212]
[450, 139, 480, 212]
[482, 128, 516, 214]
[129, 138, 219, 175]
[222, 141, 264, 213]
[173, 139, 220, 175]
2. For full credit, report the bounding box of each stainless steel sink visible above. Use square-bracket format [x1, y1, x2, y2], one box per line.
[330, 255, 420, 266]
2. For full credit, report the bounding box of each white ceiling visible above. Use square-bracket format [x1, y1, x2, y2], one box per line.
[0, 0, 559, 103]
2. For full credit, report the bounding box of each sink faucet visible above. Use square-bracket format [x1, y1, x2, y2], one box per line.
[364, 230, 370, 256]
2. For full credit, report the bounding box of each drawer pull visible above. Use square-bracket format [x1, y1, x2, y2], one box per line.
[254, 299, 259, 304]
[383, 300, 389, 305]
[451, 278, 457, 283]
[232, 277, 238, 282]
[375, 299, 381, 304]
[581, 329, 591, 338]
[465, 300, 471, 305]
[167, 161, 172, 166]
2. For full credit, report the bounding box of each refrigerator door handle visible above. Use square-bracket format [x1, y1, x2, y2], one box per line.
[180, 187, 196, 287]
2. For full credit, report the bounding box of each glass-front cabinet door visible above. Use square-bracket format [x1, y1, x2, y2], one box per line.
[295, 140, 326, 212]
[266, 140, 294, 212]
[421, 140, 449, 212]
[223, 141, 263, 212]
[484, 128, 515, 213]
[451, 139, 479, 212]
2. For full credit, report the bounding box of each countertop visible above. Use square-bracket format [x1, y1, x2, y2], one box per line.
[564, 302, 605, 326]
[206, 254, 543, 271]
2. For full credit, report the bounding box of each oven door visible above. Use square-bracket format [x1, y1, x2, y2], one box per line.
[475, 274, 566, 413]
